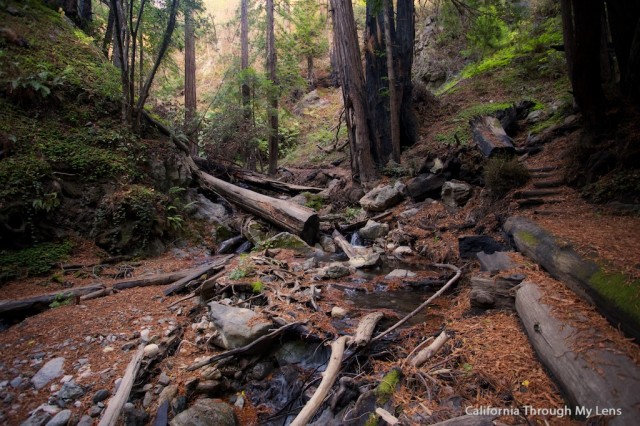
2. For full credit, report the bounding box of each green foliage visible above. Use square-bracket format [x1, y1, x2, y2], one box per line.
[49, 293, 73, 309]
[301, 192, 325, 211]
[483, 156, 530, 197]
[0, 240, 73, 281]
[465, 6, 509, 58]
[382, 160, 407, 178]
[0, 156, 52, 202]
[434, 125, 469, 146]
[166, 187, 197, 232]
[456, 102, 513, 122]
[344, 207, 363, 222]
[588, 270, 640, 324]
[251, 280, 265, 293]
[376, 368, 401, 404]
[582, 170, 640, 204]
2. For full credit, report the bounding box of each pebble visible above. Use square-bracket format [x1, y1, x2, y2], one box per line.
[88, 405, 103, 417]
[142, 391, 153, 408]
[331, 306, 348, 319]
[10, 376, 23, 388]
[45, 409, 71, 426]
[140, 329, 150, 342]
[93, 389, 110, 404]
[158, 373, 170, 386]
[102, 346, 114, 353]
[143, 344, 159, 358]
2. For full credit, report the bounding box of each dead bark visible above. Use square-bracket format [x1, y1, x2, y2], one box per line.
[98, 344, 145, 426]
[198, 171, 319, 244]
[409, 330, 449, 367]
[266, 0, 278, 175]
[113, 270, 193, 290]
[331, 229, 357, 259]
[0, 284, 105, 317]
[516, 282, 640, 425]
[290, 335, 350, 426]
[470, 116, 515, 157]
[383, 0, 401, 163]
[352, 312, 384, 347]
[163, 255, 233, 296]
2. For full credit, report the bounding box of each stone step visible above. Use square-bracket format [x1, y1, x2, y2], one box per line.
[514, 189, 563, 199]
[533, 179, 564, 189]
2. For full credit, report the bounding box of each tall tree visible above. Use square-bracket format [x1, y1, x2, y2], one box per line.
[266, 0, 279, 175]
[330, 0, 376, 184]
[383, 0, 401, 163]
[78, 0, 92, 30]
[240, 0, 250, 119]
[288, 0, 328, 89]
[396, 0, 416, 148]
[185, 1, 197, 156]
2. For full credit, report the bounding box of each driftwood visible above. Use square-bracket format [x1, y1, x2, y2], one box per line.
[516, 283, 640, 425]
[504, 216, 640, 341]
[0, 283, 105, 317]
[470, 116, 515, 157]
[163, 255, 234, 296]
[352, 312, 384, 347]
[375, 407, 400, 425]
[186, 321, 303, 371]
[98, 344, 145, 426]
[372, 264, 462, 343]
[199, 171, 319, 244]
[409, 330, 450, 367]
[290, 335, 350, 426]
[332, 229, 357, 258]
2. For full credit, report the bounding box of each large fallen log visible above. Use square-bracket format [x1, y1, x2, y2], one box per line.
[516, 282, 640, 425]
[163, 254, 234, 296]
[0, 283, 105, 318]
[198, 171, 319, 245]
[470, 116, 515, 157]
[113, 270, 192, 290]
[504, 216, 640, 341]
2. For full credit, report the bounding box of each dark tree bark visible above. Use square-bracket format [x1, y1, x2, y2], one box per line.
[396, 0, 416, 148]
[383, 0, 401, 163]
[560, 0, 605, 124]
[240, 0, 250, 117]
[266, 0, 279, 175]
[330, 0, 377, 184]
[78, 0, 92, 30]
[364, 2, 391, 166]
[102, 5, 115, 58]
[185, 3, 197, 156]
[605, 0, 640, 88]
[626, 17, 640, 102]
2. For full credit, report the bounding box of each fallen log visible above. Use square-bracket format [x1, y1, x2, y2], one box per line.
[470, 116, 515, 157]
[112, 270, 192, 290]
[352, 312, 384, 347]
[504, 216, 640, 341]
[337, 211, 393, 233]
[431, 415, 497, 425]
[290, 335, 350, 426]
[80, 288, 113, 301]
[163, 255, 233, 296]
[0, 283, 105, 317]
[198, 171, 319, 245]
[332, 229, 357, 259]
[516, 282, 640, 425]
[98, 344, 145, 426]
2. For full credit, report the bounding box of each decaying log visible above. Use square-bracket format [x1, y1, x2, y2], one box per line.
[352, 312, 384, 347]
[516, 283, 640, 425]
[113, 270, 192, 290]
[332, 229, 357, 259]
[186, 321, 303, 371]
[469, 274, 524, 310]
[409, 330, 449, 367]
[0, 283, 105, 317]
[199, 171, 319, 244]
[375, 407, 400, 425]
[470, 116, 515, 157]
[372, 264, 462, 343]
[163, 254, 234, 296]
[504, 216, 640, 341]
[338, 211, 393, 233]
[431, 415, 497, 425]
[80, 288, 114, 301]
[98, 344, 145, 426]
[290, 335, 350, 426]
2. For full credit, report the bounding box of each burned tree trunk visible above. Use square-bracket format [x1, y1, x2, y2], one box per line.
[470, 116, 515, 157]
[396, 0, 417, 148]
[198, 171, 319, 244]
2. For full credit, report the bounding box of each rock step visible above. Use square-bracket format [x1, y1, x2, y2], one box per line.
[517, 198, 563, 207]
[513, 189, 563, 199]
[533, 179, 564, 188]
[526, 166, 558, 173]
[529, 172, 559, 179]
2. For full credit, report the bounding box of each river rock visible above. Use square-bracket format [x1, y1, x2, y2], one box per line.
[21, 404, 59, 426]
[261, 232, 312, 251]
[319, 235, 336, 253]
[406, 173, 445, 201]
[170, 398, 237, 426]
[323, 262, 351, 279]
[392, 246, 413, 256]
[359, 184, 404, 212]
[385, 269, 417, 279]
[441, 180, 473, 207]
[358, 220, 389, 240]
[348, 253, 381, 269]
[331, 306, 348, 318]
[45, 409, 71, 426]
[92, 389, 110, 404]
[57, 381, 84, 404]
[207, 303, 272, 349]
[143, 344, 160, 358]
[192, 194, 229, 223]
[31, 358, 65, 390]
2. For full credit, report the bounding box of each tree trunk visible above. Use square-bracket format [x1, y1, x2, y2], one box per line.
[364, 3, 391, 165]
[396, 0, 416, 148]
[185, 4, 197, 156]
[110, 0, 130, 124]
[307, 55, 314, 89]
[78, 0, 92, 31]
[198, 171, 319, 245]
[626, 18, 640, 102]
[383, 0, 401, 163]
[605, 0, 640, 92]
[102, 5, 114, 58]
[266, 0, 279, 175]
[0, 284, 105, 318]
[330, 0, 377, 184]
[559, 0, 575, 83]
[240, 0, 250, 117]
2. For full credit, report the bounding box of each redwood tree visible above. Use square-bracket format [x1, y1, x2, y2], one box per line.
[185, 1, 197, 156]
[266, 0, 279, 175]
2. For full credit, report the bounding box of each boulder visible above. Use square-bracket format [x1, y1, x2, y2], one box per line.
[441, 180, 472, 207]
[170, 398, 237, 426]
[192, 195, 229, 223]
[358, 220, 389, 240]
[458, 236, 507, 259]
[45, 409, 71, 426]
[323, 262, 351, 279]
[385, 269, 417, 280]
[359, 184, 404, 212]
[31, 357, 65, 390]
[208, 303, 272, 349]
[260, 232, 313, 252]
[406, 173, 445, 201]
[348, 253, 381, 269]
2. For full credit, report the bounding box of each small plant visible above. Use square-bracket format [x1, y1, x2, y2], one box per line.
[484, 156, 530, 197]
[251, 280, 265, 293]
[229, 256, 254, 280]
[49, 293, 73, 308]
[302, 192, 325, 211]
[344, 207, 363, 222]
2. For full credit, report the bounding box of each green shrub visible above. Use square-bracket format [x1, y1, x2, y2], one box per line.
[466, 6, 509, 58]
[0, 240, 73, 282]
[484, 156, 530, 197]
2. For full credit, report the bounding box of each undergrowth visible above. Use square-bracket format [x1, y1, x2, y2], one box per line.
[0, 240, 73, 282]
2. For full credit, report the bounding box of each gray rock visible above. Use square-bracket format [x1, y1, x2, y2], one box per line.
[392, 246, 413, 256]
[45, 409, 71, 426]
[158, 372, 171, 386]
[142, 391, 153, 408]
[20, 405, 59, 426]
[406, 173, 445, 201]
[441, 180, 472, 208]
[358, 220, 389, 240]
[385, 269, 417, 279]
[143, 344, 159, 358]
[526, 109, 546, 124]
[31, 358, 65, 390]
[208, 303, 272, 349]
[92, 389, 110, 404]
[10, 376, 24, 388]
[319, 235, 336, 253]
[348, 253, 381, 269]
[250, 362, 273, 381]
[88, 405, 102, 417]
[260, 232, 312, 251]
[399, 208, 419, 219]
[324, 262, 351, 279]
[57, 381, 84, 403]
[331, 307, 348, 318]
[477, 251, 515, 272]
[359, 184, 404, 212]
[77, 415, 93, 426]
[170, 398, 237, 426]
[192, 195, 229, 223]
